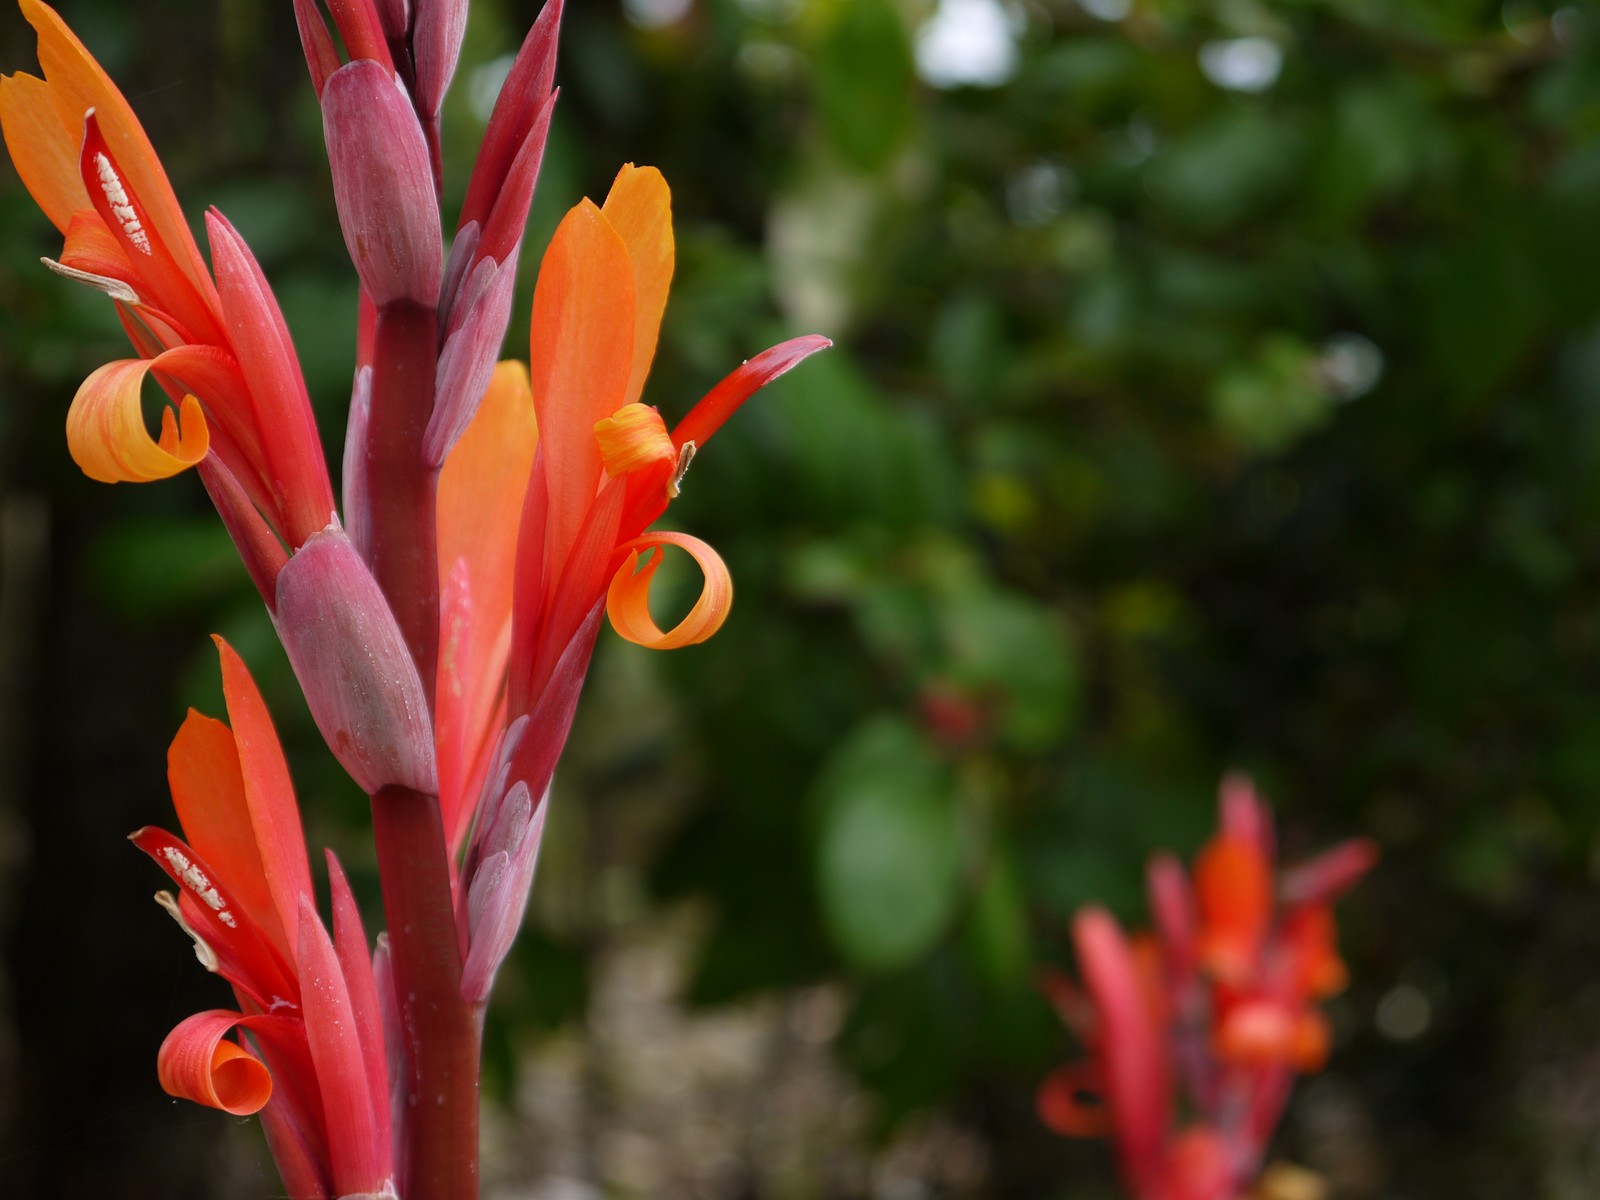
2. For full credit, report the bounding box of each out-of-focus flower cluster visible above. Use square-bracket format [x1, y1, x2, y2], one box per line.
[1039, 775, 1376, 1200]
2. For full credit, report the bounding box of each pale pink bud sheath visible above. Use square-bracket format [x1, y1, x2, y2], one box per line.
[273, 525, 437, 797]
[413, 0, 469, 120]
[321, 62, 441, 309]
[429, 4, 561, 462]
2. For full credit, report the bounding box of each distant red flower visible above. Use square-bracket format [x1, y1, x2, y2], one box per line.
[1039, 774, 1376, 1200]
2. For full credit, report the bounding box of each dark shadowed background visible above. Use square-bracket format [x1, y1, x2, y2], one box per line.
[4, 0, 1600, 1196]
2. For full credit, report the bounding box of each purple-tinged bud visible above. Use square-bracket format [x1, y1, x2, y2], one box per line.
[274, 524, 437, 795]
[322, 61, 442, 307]
[458, 0, 562, 236]
[426, 249, 519, 465]
[438, 220, 480, 327]
[476, 94, 555, 265]
[375, 0, 409, 40]
[291, 0, 341, 96]
[506, 604, 605, 802]
[461, 781, 547, 1004]
[343, 365, 373, 563]
[414, 0, 469, 117]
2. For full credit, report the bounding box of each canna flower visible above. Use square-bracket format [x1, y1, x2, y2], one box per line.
[134, 638, 394, 1200]
[434, 165, 829, 993]
[1039, 775, 1376, 1200]
[0, 0, 336, 584]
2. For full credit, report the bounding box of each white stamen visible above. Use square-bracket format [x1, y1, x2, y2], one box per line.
[40, 257, 140, 303]
[159, 845, 237, 927]
[154, 891, 219, 973]
[94, 152, 151, 255]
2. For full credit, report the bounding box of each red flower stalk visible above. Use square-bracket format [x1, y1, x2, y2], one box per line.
[1039, 775, 1376, 1200]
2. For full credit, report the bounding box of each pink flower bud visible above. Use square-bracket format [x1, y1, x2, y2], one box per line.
[414, 0, 468, 117]
[427, 251, 518, 464]
[321, 61, 442, 307]
[274, 524, 437, 795]
[458, 0, 562, 237]
[460, 781, 548, 1004]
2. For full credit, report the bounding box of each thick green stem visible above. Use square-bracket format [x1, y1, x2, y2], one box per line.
[365, 300, 440, 706]
[372, 784, 482, 1200]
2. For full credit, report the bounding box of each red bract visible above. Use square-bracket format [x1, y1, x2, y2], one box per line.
[1039, 775, 1376, 1200]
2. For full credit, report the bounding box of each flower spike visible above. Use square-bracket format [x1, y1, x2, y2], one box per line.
[1041, 777, 1374, 1200]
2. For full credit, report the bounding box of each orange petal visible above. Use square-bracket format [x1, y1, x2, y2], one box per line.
[1194, 833, 1272, 984]
[3, 0, 217, 304]
[527, 198, 635, 575]
[0, 67, 83, 232]
[437, 360, 536, 847]
[65, 358, 209, 483]
[157, 1010, 273, 1115]
[167, 710, 292, 968]
[605, 531, 732, 650]
[600, 164, 673, 409]
[55, 208, 136, 292]
[214, 636, 314, 959]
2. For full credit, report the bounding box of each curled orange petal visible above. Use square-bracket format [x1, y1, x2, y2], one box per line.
[157, 1009, 272, 1115]
[606, 531, 731, 650]
[594, 402, 674, 479]
[65, 358, 209, 483]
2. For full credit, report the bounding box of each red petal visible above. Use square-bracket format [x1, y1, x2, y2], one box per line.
[207, 208, 336, 548]
[214, 636, 315, 958]
[297, 896, 393, 1196]
[157, 1010, 272, 1115]
[79, 113, 222, 346]
[1073, 907, 1172, 1195]
[1037, 1061, 1112, 1138]
[670, 334, 832, 452]
[327, 851, 393, 1171]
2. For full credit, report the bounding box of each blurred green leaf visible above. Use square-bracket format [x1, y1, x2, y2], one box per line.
[814, 717, 960, 971]
[1210, 334, 1330, 455]
[812, 0, 914, 172]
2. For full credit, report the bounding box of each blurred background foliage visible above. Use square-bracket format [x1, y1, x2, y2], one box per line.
[5, 0, 1600, 1196]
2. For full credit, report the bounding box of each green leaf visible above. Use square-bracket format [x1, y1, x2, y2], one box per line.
[814, 717, 961, 971]
[813, 0, 915, 172]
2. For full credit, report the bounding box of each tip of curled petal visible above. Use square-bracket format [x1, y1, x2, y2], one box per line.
[1037, 1060, 1113, 1138]
[67, 359, 209, 483]
[157, 1009, 273, 1116]
[606, 531, 732, 650]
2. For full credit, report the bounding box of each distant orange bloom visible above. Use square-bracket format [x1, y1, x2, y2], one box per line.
[1039, 775, 1376, 1200]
